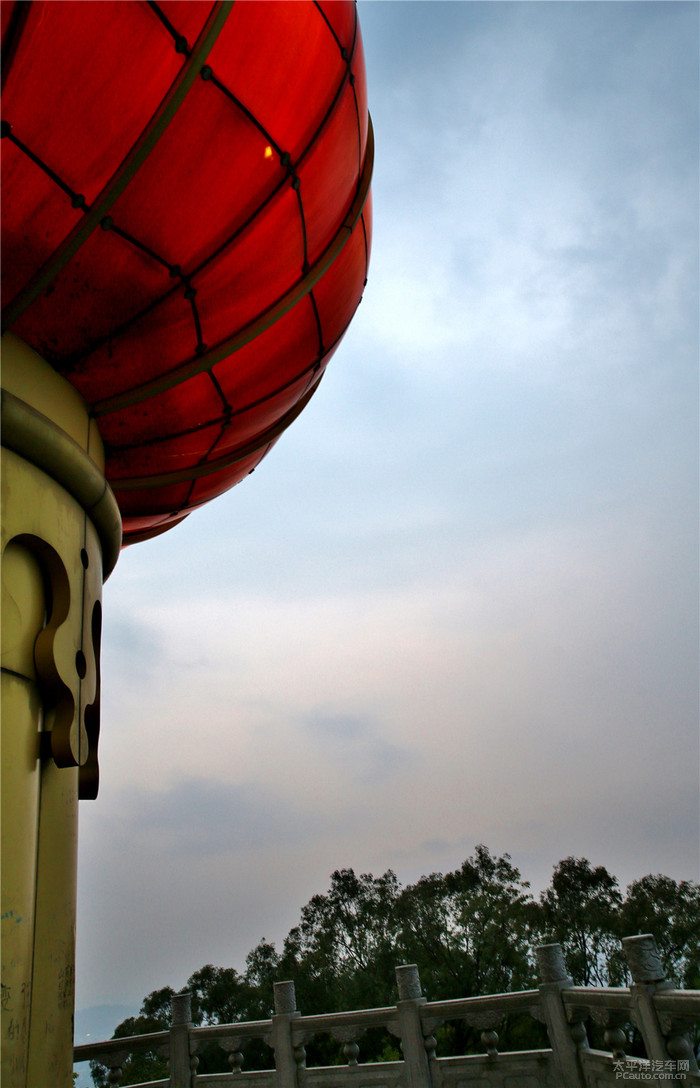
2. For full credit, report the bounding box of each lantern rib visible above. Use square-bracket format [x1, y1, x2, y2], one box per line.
[309, 291, 326, 358]
[103, 221, 174, 274]
[91, 116, 373, 418]
[147, 1, 191, 53]
[2, 126, 88, 209]
[186, 289, 206, 355]
[296, 187, 311, 276]
[1, 0, 234, 329]
[206, 371, 232, 415]
[0, 0, 30, 93]
[313, 1, 347, 55]
[206, 71, 286, 159]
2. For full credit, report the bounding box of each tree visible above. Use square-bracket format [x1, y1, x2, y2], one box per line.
[187, 964, 252, 1025]
[244, 938, 282, 1017]
[394, 846, 544, 1056]
[537, 857, 622, 985]
[281, 868, 402, 1013]
[396, 845, 537, 1000]
[618, 875, 700, 988]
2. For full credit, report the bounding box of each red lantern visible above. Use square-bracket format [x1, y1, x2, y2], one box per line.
[1, 0, 373, 545]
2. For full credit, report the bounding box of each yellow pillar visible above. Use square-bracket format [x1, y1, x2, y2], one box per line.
[1, 334, 121, 1087]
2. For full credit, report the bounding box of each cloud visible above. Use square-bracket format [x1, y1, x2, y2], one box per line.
[302, 710, 415, 783]
[113, 777, 323, 855]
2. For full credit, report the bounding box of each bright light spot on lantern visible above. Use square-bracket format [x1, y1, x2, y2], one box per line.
[264, 145, 273, 159]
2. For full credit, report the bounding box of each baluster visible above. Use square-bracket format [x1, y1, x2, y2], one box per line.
[106, 1060, 123, 1086]
[604, 1026, 627, 1063]
[481, 1029, 499, 1059]
[220, 1037, 247, 1074]
[293, 1042, 307, 1070]
[423, 1034, 437, 1062]
[666, 1031, 696, 1072]
[230, 1049, 245, 1074]
[189, 1051, 199, 1084]
[344, 1040, 360, 1066]
[569, 1021, 589, 1050]
[332, 1024, 366, 1067]
[102, 1048, 129, 1086]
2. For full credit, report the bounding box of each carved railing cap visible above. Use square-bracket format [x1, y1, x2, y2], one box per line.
[535, 943, 572, 985]
[396, 964, 423, 1001]
[274, 980, 298, 1015]
[621, 935, 666, 984]
[171, 992, 192, 1026]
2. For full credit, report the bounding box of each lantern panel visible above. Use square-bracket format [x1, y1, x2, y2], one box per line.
[211, 296, 321, 403]
[201, 372, 317, 457]
[298, 83, 362, 265]
[108, 420, 227, 480]
[10, 227, 174, 365]
[312, 213, 371, 349]
[193, 184, 306, 348]
[107, 79, 288, 272]
[63, 290, 196, 406]
[1, 1, 191, 202]
[188, 445, 276, 506]
[119, 511, 190, 538]
[111, 479, 194, 519]
[206, 1, 348, 162]
[315, 0, 357, 49]
[99, 372, 224, 450]
[0, 141, 83, 306]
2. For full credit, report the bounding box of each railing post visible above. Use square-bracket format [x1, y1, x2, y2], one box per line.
[395, 965, 432, 1088]
[536, 943, 587, 1088]
[622, 934, 699, 1075]
[169, 992, 193, 1088]
[273, 981, 301, 1088]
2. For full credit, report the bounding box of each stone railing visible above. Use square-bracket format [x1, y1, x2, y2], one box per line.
[74, 934, 699, 1088]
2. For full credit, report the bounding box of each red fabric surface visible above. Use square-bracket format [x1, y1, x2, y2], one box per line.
[1, 0, 371, 545]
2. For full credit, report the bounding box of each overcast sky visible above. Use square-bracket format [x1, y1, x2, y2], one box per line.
[75, 1, 699, 1016]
